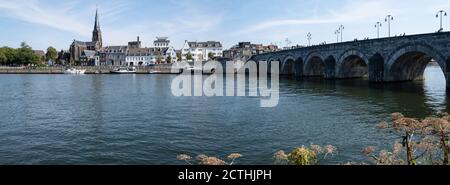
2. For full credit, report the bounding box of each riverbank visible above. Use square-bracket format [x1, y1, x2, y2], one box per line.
[0, 65, 180, 74]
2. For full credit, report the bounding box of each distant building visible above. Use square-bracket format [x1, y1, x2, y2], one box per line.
[223, 42, 279, 61]
[128, 36, 142, 49]
[154, 37, 177, 63]
[69, 9, 103, 65]
[154, 37, 170, 48]
[80, 50, 100, 66]
[101, 46, 127, 66]
[57, 50, 71, 65]
[125, 48, 153, 66]
[181, 41, 223, 62]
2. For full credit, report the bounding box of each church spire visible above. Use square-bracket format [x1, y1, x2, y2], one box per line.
[94, 8, 100, 32]
[92, 7, 102, 47]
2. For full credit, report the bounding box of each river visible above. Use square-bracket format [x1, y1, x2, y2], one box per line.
[0, 65, 447, 164]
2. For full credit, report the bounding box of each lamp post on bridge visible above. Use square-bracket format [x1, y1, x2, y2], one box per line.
[375, 22, 382, 38]
[334, 29, 340, 43]
[338, 25, 344, 42]
[436, 10, 447, 32]
[307, 32, 312, 46]
[385, 15, 394, 37]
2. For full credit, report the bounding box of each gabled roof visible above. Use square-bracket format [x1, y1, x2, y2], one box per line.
[82, 50, 97, 57]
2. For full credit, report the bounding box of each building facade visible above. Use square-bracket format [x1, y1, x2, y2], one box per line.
[80, 50, 100, 66]
[223, 42, 280, 61]
[101, 46, 127, 66]
[181, 41, 223, 62]
[154, 37, 170, 48]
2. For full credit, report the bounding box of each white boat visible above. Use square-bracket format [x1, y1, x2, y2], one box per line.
[64, 68, 86, 74]
[111, 67, 136, 74]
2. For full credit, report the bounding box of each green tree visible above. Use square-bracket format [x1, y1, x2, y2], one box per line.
[0, 51, 6, 65]
[166, 56, 172, 63]
[156, 55, 163, 64]
[1, 47, 17, 65]
[208, 52, 215, 60]
[186, 52, 193, 61]
[46, 46, 58, 62]
[15, 42, 39, 65]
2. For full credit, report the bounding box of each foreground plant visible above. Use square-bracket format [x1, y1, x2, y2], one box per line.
[273, 144, 337, 165]
[177, 153, 242, 165]
[366, 112, 450, 165]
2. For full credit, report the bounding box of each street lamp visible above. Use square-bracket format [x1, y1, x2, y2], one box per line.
[334, 29, 340, 43]
[436, 10, 448, 32]
[338, 25, 344, 42]
[307, 32, 312, 46]
[375, 22, 382, 38]
[385, 15, 394, 37]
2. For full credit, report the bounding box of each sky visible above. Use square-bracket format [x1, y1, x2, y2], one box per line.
[0, 0, 450, 51]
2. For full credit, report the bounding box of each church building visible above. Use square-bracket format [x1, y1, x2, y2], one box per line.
[69, 9, 103, 65]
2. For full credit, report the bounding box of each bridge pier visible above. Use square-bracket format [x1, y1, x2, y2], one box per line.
[324, 56, 336, 79]
[368, 53, 384, 83]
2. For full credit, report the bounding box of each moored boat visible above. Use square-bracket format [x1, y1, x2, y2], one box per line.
[110, 67, 136, 74]
[64, 68, 86, 74]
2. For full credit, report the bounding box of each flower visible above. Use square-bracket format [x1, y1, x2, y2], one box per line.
[198, 156, 227, 165]
[228, 153, 242, 160]
[324, 145, 337, 156]
[310, 144, 323, 154]
[391, 112, 405, 120]
[377, 121, 389, 129]
[362, 146, 376, 156]
[177, 154, 192, 161]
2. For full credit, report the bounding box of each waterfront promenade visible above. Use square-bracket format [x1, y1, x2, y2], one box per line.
[0, 64, 178, 74]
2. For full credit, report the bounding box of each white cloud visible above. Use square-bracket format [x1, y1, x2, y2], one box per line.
[0, 0, 127, 37]
[232, 0, 397, 36]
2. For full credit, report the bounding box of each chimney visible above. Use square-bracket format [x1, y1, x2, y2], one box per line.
[137, 36, 140, 42]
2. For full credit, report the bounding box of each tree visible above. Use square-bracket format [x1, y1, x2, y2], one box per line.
[166, 56, 172, 64]
[186, 52, 193, 61]
[208, 52, 215, 60]
[15, 42, 39, 65]
[156, 55, 163, 64]
[0, 51, 6, 66]
[176, 52, 182, 62]
[46, 46, 58, 62]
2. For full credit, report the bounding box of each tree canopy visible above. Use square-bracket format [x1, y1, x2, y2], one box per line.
[0, 42, 43, 66]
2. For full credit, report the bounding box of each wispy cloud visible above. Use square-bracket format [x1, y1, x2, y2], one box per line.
[232, 0, 396, 36]
[0, 0, 127, 37]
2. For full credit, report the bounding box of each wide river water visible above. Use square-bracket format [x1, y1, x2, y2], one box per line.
[0, 65, 448, 164]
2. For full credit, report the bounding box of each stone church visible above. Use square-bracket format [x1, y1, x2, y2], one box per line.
[69, 9, 103, 65]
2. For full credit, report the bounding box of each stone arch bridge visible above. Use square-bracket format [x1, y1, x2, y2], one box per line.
[250, 32, 450, 87]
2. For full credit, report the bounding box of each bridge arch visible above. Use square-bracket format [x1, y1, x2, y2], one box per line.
[304, 53, 325, 77]
[281, 55, 295, 75]
[337, 49, 369, 78]
[267, 57, 281, 74]
[385, 44, 446, 82]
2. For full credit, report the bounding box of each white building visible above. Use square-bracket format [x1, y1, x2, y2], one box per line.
[154, 37, 170, 48]
[125, 48, 154, 66]
[153, 37, 177, 63]
[181, 41, 223, 62]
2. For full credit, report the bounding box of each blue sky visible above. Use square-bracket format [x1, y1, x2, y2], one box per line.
[0, 0, 450, 51]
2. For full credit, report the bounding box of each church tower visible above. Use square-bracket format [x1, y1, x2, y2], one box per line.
[92, 8, 102, 48]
